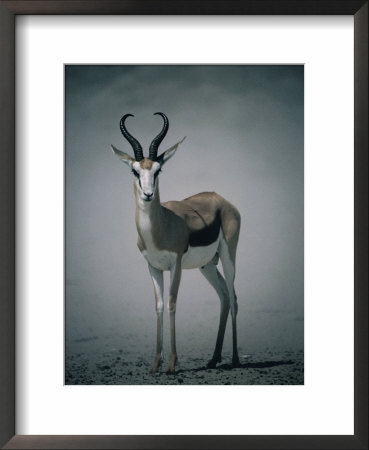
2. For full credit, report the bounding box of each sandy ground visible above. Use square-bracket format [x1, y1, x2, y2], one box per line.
[65, 343, 303, 385]
[66, 279, 304, 385]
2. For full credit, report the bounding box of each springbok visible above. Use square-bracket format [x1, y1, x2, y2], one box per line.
[111, 112, 241, 374]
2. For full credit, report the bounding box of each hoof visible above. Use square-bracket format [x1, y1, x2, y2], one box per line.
[232, 357, 241, 368]
[166, 356, 178, 374]
[207, 359, 218, 369]
[151, 356, 163, 373]
[207, 355, 221, 368]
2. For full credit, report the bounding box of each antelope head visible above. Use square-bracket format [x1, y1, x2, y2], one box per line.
[111, 112, 185, 203]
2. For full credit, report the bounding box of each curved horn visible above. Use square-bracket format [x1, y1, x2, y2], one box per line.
[120, 114, 144, 161]
[149, 112, 169, 161]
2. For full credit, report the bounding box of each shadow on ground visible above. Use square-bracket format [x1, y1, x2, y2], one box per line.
[176, 359, 294, 374]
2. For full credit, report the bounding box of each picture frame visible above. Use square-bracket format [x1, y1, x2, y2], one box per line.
[0, 1, 367, 449]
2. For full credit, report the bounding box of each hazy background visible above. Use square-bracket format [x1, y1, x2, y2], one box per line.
[65, 65, 304, 383]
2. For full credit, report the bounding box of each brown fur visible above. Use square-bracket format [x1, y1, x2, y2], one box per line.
[136, 189, 240, 263]
[138, 158, 154, 170]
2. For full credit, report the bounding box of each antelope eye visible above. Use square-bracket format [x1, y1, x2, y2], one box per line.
[132, 169, 139, 178]
[154, 169, 161, 179]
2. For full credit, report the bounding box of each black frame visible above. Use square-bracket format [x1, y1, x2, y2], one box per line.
[0, 1, 367, 449]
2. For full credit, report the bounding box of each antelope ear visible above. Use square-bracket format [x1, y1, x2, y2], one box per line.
[111, 144, 135, 167]
[157, 136, 186, 166]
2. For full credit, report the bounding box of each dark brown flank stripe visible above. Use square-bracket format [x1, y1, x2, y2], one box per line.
[187, 209, 221, 247]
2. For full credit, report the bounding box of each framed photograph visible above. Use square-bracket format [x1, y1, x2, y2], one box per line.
[0, 1, 367, 449]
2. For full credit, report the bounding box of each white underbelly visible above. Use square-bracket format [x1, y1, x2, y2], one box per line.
[141, 231, 221, 271]
[181, 236, 220, 269]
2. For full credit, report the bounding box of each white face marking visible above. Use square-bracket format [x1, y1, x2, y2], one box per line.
[132, 161, 161, 203]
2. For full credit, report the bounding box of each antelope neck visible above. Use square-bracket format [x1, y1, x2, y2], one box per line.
[134, 183, 162, 233]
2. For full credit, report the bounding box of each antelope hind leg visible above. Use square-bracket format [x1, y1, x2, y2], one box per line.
[219, 238, 241, 368]
[199, 262, 230, 368]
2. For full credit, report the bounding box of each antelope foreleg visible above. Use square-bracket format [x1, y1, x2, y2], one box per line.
[167, 257, 182, 374]
[148, 264, 164, 373]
